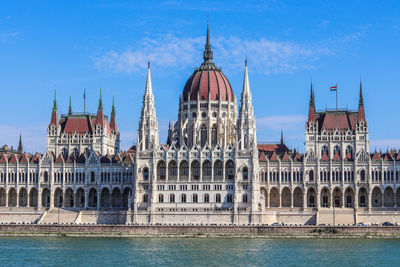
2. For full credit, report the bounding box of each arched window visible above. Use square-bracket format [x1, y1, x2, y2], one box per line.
[202, 161, 212, 179]
[157, 161, 166, 180]
[214, 160, 223, 179]
[204, 194, 209, 203]
[200, 125, 207, 147]
[321, 145, 329, 157]
[227, 194, 233, 203]
[169, 194, 175, 203]
[143, 194, 148, 203]
[309, 170, 314, 182]
[225, 160, 235, 180]
[360, 169, 366, 181]
[143, 167, 149, 180]
[242, 194, 248, 203]
[193, 194, 198, 203]
[90, 171, 95, 183]
[44, 171, 48, 182]
[216, 193, 221, 203]
[191, 161, 200, 180]
[242, 167, 248, 180]
[334, 145, 341, 156]
[181, 194, 186, 203]
[158, 194, 164, 203]
[179, 161, 189, 179]
[168, 161, 177, 179]
[211, 125, 217, 146]
[346, 145, 353, 158]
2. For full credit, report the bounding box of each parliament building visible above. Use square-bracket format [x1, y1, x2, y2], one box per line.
[0, 26, 398, 225]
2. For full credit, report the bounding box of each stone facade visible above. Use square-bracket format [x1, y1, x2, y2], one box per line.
[0, 26, 400, 226]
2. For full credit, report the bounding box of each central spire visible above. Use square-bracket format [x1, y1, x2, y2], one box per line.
[203, 23, 213, 63]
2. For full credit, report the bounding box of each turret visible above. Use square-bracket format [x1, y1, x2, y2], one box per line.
[237, 59, 257, 150]
[137, 62, 159, 151]
[68, 96, 72, 115]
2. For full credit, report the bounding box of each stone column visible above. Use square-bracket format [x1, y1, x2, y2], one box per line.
[303, 191, 307, 209]
[381, 190, 384, 208]
[97, 189, 101, 211]
[290, 192, 294, 208]
[84, 189, 88, 209]
[37, 188, 42, 208]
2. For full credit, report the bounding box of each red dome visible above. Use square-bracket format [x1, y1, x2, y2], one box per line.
[182, 24, 234, 102]
[182, 63, 234, 102]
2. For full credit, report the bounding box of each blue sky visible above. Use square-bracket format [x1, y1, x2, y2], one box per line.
[1, 0, 400, 153]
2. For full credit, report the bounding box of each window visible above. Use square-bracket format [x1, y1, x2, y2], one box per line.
[211, 125, 217, 146]
[204, 194, 209, 203]
[216, 194, 221, 203]
[90, 171, 95, 183]
[243, 167, 248, 180]
[242, 184, 248, 190]
[227, 194, 233, 203]
[157, 161, 166, 179]
[158, 194, 164, 203]
[143, 167, 149, 180]
[143, 194, 148, 203]
[169, 194, 175, 203]
[242, 194, 248, 203]
[181, 194, 186, 203]
[193, 194, 198, 203]
[309, 170, 314, 182]
[360, 170, 365, 181]
[226, 161, 235, 179]
[201, 125, 207, 147]
[44, 171, 49, 182]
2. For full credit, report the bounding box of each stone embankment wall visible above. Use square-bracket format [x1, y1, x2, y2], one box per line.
[0, 224, 400, 237]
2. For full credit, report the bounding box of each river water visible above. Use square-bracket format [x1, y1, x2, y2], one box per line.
[0, 237, 399, 266]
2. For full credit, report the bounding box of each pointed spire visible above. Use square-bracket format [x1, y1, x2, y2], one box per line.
[359, 80, 364, 106]
[280, 129, 284, 145]
[98, 88, 103, 110]
[110, 96, 117, 132]
[358, 79, 365, 121]
[242, 59, 250, 95]
[203, 22, 213, 63]
[111, 96, 116, 116]
[52, 88, 57, 111]
[50, 88, 59, 126]
[308, 81, 316, 122]
[145, 61, 153, 96]
[18, 134, 23, 153]
[68, 96, 72, 115]
[309, 81, 315, 108]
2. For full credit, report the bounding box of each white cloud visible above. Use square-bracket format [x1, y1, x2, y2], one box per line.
[94, 34, 340, 75]
[0, 31, 18, 43]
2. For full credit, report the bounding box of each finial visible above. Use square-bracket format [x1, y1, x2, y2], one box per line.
[18, 133, 23, 153]
[359, 78, 364, 106]
[148, 61, 150, 69]
[245, 57, 247, 67]
[280, 129, 284, 145]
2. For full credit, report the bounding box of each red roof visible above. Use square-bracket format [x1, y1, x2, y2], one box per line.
[9, 154, 18, 163]
[259, 152, 266, 161]
[312, 110, 361, 133]
[372, 152, 380, 161]
[345, 152, 352, 161]
[0, 154, 8, 163]
[60, 114, 112, 136]
[294, 153, 302, 161]
[258, 144, 289, 153]
[30, 153, 40, 163]
[182, 63, 234, 102]
[333, 152, 341, 161]
[321, 152, 329, 161]
[281, 152, 290, 161]
[270, 152, 278, 161]
[55, 153, 64, 163]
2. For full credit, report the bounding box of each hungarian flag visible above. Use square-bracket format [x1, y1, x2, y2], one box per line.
[330, 85, 337, 91]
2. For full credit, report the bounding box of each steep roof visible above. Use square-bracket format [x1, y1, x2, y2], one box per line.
[314, 110, 360, 133]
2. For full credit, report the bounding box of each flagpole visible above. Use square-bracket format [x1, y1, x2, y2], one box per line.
[336, 83, 338, 110]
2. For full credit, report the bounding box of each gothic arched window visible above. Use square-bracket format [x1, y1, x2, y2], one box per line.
[211, 125, 217, 146]
[200, 125, 207, 147]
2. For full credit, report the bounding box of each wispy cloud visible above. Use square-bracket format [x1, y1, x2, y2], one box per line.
[95, 27, 366, 75]
[0, 31, 18, 43]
